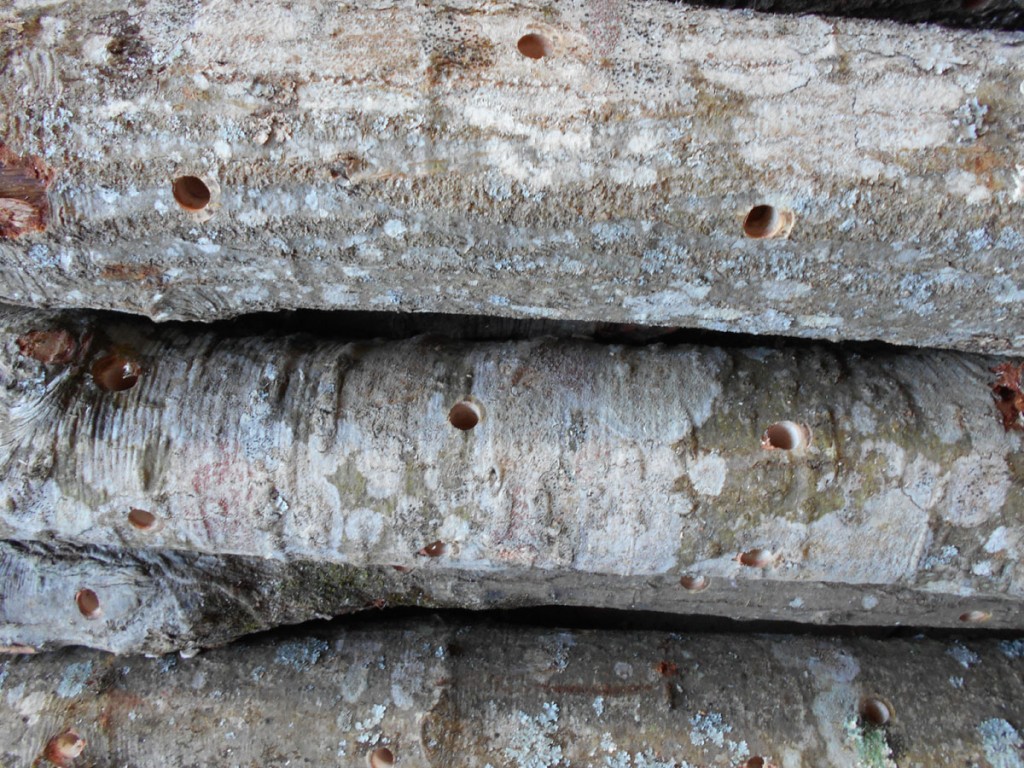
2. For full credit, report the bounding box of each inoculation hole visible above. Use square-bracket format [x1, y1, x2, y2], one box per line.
[959, 610, 992, 624]
[517, 33, 553, 59]
[127, 508, 158, 531]
[761, 421, 809, 451]
[739, 549, 773, 568]
[743, 204, 786, 239]
[744, 758, 766, 768]
[449, 400, 481, 431]
[859, 697, 892, 726]
[172, 175, 211, 211]
[368, 747, 395, 767]
[418, 540, 447, 557]
[44, 729, 86, 765]
[75, 589, 102, 619]
[92, 354, 141, 392]
[680, 574, 709, 592]
[962, 0, 991, 9]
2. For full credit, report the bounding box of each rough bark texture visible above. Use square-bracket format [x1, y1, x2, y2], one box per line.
[1, 2, 1023, 351]
[2, 306, 1022, 653]
[1, 618, 1022, 768]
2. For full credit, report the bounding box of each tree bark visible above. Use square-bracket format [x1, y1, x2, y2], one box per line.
[1, 617, 1022, 767]
[2, 305, 1022, 653]
[0, 2, 1023, 351]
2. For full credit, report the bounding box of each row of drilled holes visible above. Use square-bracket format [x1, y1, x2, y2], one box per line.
[173, 172, 792, 240]
[68, 401, 992, 625]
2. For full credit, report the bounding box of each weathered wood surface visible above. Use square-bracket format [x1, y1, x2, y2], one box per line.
[1, 2, 1023, 351]
[1, 305, 1022, 653]
[1, 618, 1022, 767]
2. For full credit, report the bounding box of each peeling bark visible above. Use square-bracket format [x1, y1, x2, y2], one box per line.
[0, 2, 1022, 350]
[1, 618, 1022, 767]
[1, 306, 1022, 652]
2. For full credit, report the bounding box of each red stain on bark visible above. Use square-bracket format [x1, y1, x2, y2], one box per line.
[0, 144, 55, 238]
[992, 362, 1024, 431]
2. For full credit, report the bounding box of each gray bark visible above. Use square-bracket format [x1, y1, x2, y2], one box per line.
[2, 305, 1022, 653]
[1, 2, 1023, 351]
[1, 618, 1022, 767]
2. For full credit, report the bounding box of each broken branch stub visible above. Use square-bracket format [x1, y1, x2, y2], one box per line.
[1, 306, 1022, 653]
[0, 3, 1022, 351]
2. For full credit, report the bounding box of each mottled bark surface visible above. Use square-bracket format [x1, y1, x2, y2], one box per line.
[1, 618, 1022, 767]
[1, 306, 1022, 653]
[0, 2, 1023, 351]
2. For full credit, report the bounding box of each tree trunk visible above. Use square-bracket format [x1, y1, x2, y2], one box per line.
[1, 617, 1022, 767]
[0, 2, 1023, 351]
[2, 306, 1021, 653]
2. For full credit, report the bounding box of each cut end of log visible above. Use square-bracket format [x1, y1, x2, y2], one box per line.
[0, 144, 55, 239]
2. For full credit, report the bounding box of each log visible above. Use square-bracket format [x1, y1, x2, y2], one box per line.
[1, 2, 1023, 351]
[1, 618, 1022, 767]
[2, 305, 1022, 654]
[684, 0, 1024, 29]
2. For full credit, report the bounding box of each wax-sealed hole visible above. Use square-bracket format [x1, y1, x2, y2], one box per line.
[128, 508, 158, 531]
[739, 549, 773, 568]
[744, 758, 765, 768]
[518, 33, 553, 59]
[75, 589, 102, 619]
[959, 610, 991, 623]
[418, 540, 447, 557]
[449, 400, 481, 431]
[368, 747, 395, 767]
[859, 697, 892, 726]
[680, 574, 709, 592]
[45, 730, 86, 765]
[962, 0, 991, 9]
[92, 354, 141, 392]
[172, 176, 211, 211]
[16, 329, 77, 365]
[761, 421, 809, 451]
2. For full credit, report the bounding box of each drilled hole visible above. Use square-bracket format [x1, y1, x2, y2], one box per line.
[679, 574, 709, 592]
[739, 549, 773, 568]
[959, 610, 991, 624]
[859, 697, 892, 726]
[368, 747, 395, 767]
[75, 589, 102, 619]
[448, 400, 481, 431]
[743, 204, 791, 239]
[418, 540, 447, 557]
[172, 176, 211, 211]
[517, 33, 553, 59]
[92, 354, 141, 392]
[761, 421, 809, 451]
[127, 508, 158, 531]
[744, 758, 766, 768]
[45, 730, 86, 764]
